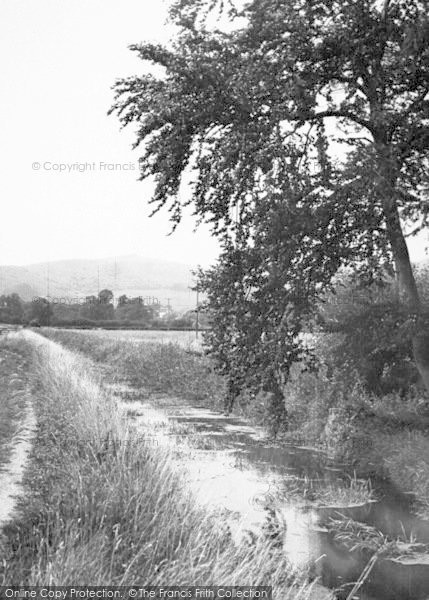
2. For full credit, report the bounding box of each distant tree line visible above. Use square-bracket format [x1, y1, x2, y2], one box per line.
[0, 289, 199, 330]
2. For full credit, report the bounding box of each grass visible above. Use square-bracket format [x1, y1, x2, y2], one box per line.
[280, 364, 429, 516]
[329, 518, 388, 555]
[0, 331, 317, 598]
[328, 516, 429, 560]
[304, 475, 373, 508]
[264, 473, 374, 510]
[0, 336, 31, 468]
[378, 430, 429, 518]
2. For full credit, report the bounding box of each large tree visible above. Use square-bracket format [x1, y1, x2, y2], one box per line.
[111, 0, 429, 392]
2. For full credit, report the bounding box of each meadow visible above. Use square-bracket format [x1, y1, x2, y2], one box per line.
[62, 327, 203, 349]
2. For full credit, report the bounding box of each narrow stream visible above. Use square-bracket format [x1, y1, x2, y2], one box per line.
[111, 384, 429, 600]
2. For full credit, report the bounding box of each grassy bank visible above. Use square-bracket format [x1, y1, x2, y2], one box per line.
[38, 328, 429, 519]
[281, 364, 429, 516]
[0, 331, 316, 597]
[40, 328, 225, 407]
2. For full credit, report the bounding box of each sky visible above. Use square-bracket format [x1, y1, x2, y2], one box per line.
[0, 0, 220, 268]
[1, 0, 428, 268]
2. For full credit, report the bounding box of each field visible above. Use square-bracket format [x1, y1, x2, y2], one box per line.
[61, 327, 203, 350]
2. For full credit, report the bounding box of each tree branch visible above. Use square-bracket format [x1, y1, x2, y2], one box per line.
[381, 0, 391, 20]
[307, 110, 376, 135]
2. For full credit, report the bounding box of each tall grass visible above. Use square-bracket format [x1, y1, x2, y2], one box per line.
[0, 332, 315, 597]
[379, 431, 429, 517]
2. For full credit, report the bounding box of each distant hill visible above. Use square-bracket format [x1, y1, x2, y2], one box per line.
[0, 255, 198, 312]
[3, 282, 40, 302]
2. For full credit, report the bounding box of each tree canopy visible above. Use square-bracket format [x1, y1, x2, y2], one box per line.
[111, 0, 429, 401]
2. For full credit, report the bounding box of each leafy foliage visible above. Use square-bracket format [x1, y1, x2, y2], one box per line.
[0, 293, 23, 324]
[317, 277, 423, 394]
[28, 297, 53, 326]
[111, 0, 428, 235]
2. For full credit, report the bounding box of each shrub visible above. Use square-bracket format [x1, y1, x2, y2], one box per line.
[317, 278, 423, 395]
[282, 364, 374, 458]
[376, 431, 429, 517]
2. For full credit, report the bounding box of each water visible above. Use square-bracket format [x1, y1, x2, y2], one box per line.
[111, 387, 429, 600]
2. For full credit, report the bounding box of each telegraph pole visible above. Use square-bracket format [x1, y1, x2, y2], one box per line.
[195, 288, 200, 339]
[46, 262, 50, 299]
[46, 262, 51, 326]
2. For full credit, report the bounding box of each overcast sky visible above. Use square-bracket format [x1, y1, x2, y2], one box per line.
[1, 1, 428, 268]
[0, 0, 220, 268]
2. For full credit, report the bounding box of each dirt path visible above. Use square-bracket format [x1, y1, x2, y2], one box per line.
[0, 403, 36, 528]
[0, 333, 36, 530]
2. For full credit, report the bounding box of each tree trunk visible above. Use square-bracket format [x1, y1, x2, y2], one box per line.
[381, 173, 429, 394]
[263, 378, 288, 437]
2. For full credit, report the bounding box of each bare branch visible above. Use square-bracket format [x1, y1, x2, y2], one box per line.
[308, 110, 376, 136]
[381, 0, 391, 20]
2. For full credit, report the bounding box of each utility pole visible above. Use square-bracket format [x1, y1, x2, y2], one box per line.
[46, 262, 50, 299]
[46, 262, 51, 326]
[195, 288, 200, 339]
